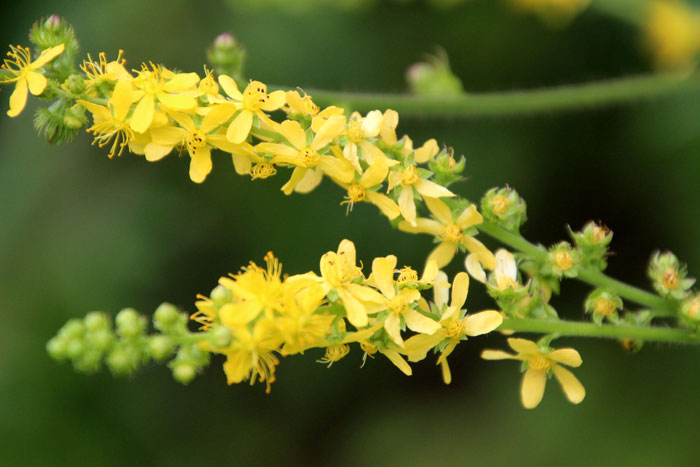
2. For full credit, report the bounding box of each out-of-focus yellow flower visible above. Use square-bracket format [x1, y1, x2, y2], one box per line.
[482, 337, 585, 408]
[1, 44, 64, 117]
[399, 197, 495, 269]
[644, 0, 700, 70]
[403, 272, 502, 384]
[80, 50, 132, 93]
[506, 0, 589, 27]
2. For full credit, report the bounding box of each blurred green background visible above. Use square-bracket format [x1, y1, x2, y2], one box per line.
[2, 0, 700, 465]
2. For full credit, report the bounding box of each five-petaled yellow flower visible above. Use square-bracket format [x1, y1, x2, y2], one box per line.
[481, 337, 585, 409]
[1, 44, 65, 117]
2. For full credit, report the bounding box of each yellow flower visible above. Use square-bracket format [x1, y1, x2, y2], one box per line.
[338, 156, 401, 220]
[387, 163, 455, 226]
[283, 90, 344, 119]
[129, 64, 200, 133]
[644, 0, 700, 70]
[481, 337, 585, 408]
[218, 318, 283, 393]
[80, 50, 132, 93]
[276, 281, 334, 356]
[399, 197, 496, 270]
[255, 116, 354, 194]
[77, 79, 140, 158]
[342, 110, 399, 173]
[403, 272, 503, 384]
[1, 44, 65, 117]
[466, 248, 524, 291]
[368, 254, 441, 347]
[218, 76, 285, 143]
[316, 239, 385, 328]
[139, 105, 252, 183]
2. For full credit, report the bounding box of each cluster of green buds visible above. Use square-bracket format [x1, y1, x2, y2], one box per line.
[648, 251, 695, 300]
[584, 289, 623, 325]
[47, 303, 217, 384]
[405, 49, 463, 96]
[480, 186, 527, 232]
[427, 146, 466, 188]
[569, 221, 612, 271]
[545, 242, 579, 279]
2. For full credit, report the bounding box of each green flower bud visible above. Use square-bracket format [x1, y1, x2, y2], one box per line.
[428, 146, 466, 188]
[648, 251, 695, 300]
[148, 335, 174, 361]
[106, 344, 141, 376]
[480, 187, 527, 232]
[62, 74, 87, 95]
[46, 336, 68, 360]
[74, 350, 102, 373]
[406, 50, 463, 96]
[210, 285, 232, 304]
[66, 338, 85, 359]
[569, 221, 612, 271]
[547, 242, 579, 278]
[84, 311, 110, 332]
[115, 308, 146, 339]
[171, 362, 197, 385]
[208, 326, 232, 348]
[584, 289, 623, 325]
[679, 294, 700, 329]
[179, 344, 210, 368]
[153, 302, 181, 331]
[207, 32, 246, 83]
[87, 329, 114, 352]
[60, 319, 86, 340]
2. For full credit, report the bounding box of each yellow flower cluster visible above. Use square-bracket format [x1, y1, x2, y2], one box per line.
[191, 240, 503, 392]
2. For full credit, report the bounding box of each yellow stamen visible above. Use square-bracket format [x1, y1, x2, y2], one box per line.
[662, 268, 680, 290]
[442, 223, 462, 243]
[528, 355, 551, 371]
[251, 163, 277, 180]
[554, 251, 574, 271]
[491, 194, 510, 215]
[396, 266, 418, 283]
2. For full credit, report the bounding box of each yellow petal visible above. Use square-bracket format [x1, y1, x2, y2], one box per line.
[414, 178, 455, 198]
[384, 313, 404, 347]
[360, 141, 394, 166]
[481, 349, 517, 360]
[366, 192, 401, 220]
[547, 348, 583, 367]
[552, 364, 585, 404]
[456, 204, 484, 229]
[25, 72, 47, 96]
[280, 167, 308, 195]
[223, 351, 253, 384]
[318, 155, 354, 184]
[403, 332, 444, 362]
[398, 186, 417, 226]
[414, 138, 438, 163]
[371, 255, 397, 297]
[7, 78, 28, 117]
[360, 157, 388, 188]
[345, 283, 385, 305]
[158, 92, 197, 111]
[380, 349, 412, 376]
[226, 110, 253, 143]
[361, 110, 383, 137]
[420, 260, 439, 283]
[163, 72, 200, 92]
[200, 104, 237, 133]
[30, 44, 65, 69]
[427, 241, 458, 269]
[278, 119, 306, 150]
[145, 142, 174, 162]
[380, 109, 398, 145]
[450, 272, 470, 310]
[461, 235, 497, 270]
[130, 94, 155, 133]
[398, 217, 444, 236]
[313, 115, 345, 149]
[465, 254, 487, 283]
[149, 125, 185, 145]
[294, 168, 324, 193]
[261, 90, 286, 111]
[232, 152, 252, 174]
[189, 146, 212, 183]
[337, 239, 357, 266]
[111, 79, 137, 122]
[424, 196, 453, 225]
[507, 338, 540, 356]
[218, 75, 242, 100]
[441, 359, 452, 385]
[404, 309, 441, 335]
[463, 310, 503, 336]
[521, 368, 547, 409]
[433, 271, 450, 308]
[337, 288, 368, 328]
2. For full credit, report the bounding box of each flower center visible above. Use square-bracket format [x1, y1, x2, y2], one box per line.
[400, 165, 420, 185]
[2, 45, 31, 75]
[134, 69, 162, 95]
[300, 147, 320, 167]
[491, 194, 510, 215]
[686, 298, 700, 319]
[528, 356, 551, 371]
[662, 268, 680, 290]
[592, 225, 609, 243]
[442, 224, 462, 243]
[346, 184, 366, 203]
[186, 130, 207, 152]
[320, 344, 350, 365]
[242, 80, 268, 111]
[554, 251, 574, 271]
[360, 342, 377, 355]
[251, 163, 277, 180]
[594, 298, 616, 316]
[445, 317, 464, 339]
[199, 73, 219, 95]
[388, 296, 409, 315]
[320, 251, 361, 287]
[396, 266, 418, 283]
[301, 95, 319, 116]
[347, 120, 364, 143]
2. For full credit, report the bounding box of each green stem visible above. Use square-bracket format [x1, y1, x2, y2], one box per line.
[479, 222, 676, 315]
[294, 72, 700, 117]
[501, 318, 699, 344]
